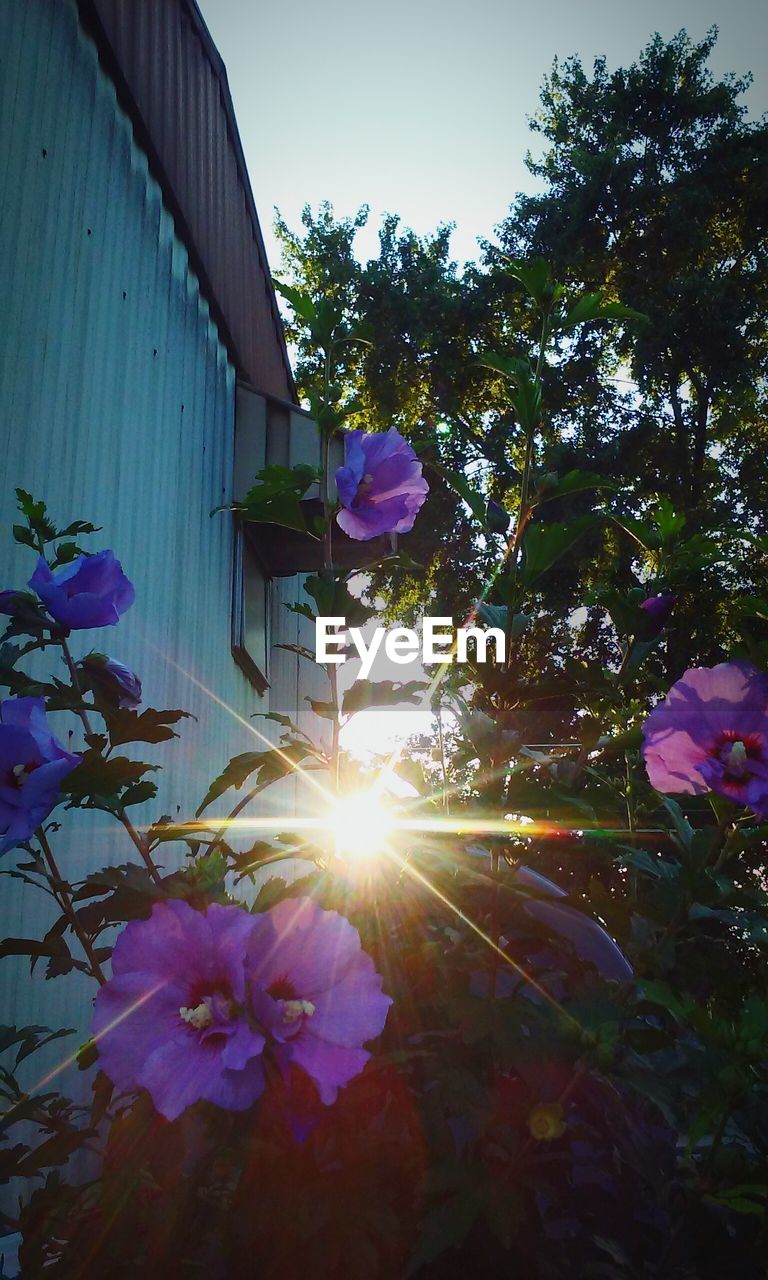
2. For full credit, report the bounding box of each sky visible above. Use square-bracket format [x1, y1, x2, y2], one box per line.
[198, 0, 766, 756]
[198, 0, 767, 271]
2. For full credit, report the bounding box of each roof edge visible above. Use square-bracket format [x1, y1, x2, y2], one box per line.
[76, 0, 297, 405]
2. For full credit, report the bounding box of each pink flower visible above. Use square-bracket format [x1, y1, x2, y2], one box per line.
[335, 428, 428, 541]
[92, 900, 265, 1121]
[246, 897, 392, 1104]
[642, 661, 768, 816]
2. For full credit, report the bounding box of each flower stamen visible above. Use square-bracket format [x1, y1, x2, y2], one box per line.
[723, 739, 748, 777]
[179, 1000, 214, 1031]
[282, 998, 315, 1024]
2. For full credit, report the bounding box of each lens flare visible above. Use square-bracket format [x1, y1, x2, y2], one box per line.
[326, 791, 395, 862]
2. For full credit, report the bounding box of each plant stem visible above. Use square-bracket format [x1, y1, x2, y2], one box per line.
[320, 384, 342, 798]
[61, 637, 162, 887]
[37, 828, 106, 984]
[435, 700, 450, 814]
[60, 638, 95, 737]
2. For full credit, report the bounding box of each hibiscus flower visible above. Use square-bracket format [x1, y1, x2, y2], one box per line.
[642, 661, 768, 816]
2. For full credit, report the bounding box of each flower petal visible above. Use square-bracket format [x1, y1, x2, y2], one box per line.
[92, 970, 187, 1090]
[247, 897, 362, 999]
[289, 1033, 371, 1104]
[309, 953, 392, 1047]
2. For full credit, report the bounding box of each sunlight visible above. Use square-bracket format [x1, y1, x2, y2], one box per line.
[326, 790, 395, 863]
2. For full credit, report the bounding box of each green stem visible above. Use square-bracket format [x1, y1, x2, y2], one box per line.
[320, 365, 342, 799]
[37, 828, 106, 984]
[435, 701, 450, 814]
[61, 637, 162, 887]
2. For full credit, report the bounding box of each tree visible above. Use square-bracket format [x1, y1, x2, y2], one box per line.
[497, 28, 768, 517]
[274, 31, 768, 675]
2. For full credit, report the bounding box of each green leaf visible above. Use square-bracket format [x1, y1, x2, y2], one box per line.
[273, 279, 317, 323]
[661, 797, 695, 852]
[736, 596, 768, 623]
[476, 603, 508, 630]
[305, 697, 337, 720]
[286, 601, 316, 623]
[559, 292, 647, 331]
[0, 640, 47, 694]
[50, 541, 83, 567]
[0, 1024, 74, 1070]
[536, 468, 618, 502]
[15, 1129, 90, 1175]
[0, 592, 54, 640]
[62, 751, 157, 807]
[120, 780, 158, 808]
[251, 876, 293, 912]
[196, 739, 323, 816]
[610, 513, 659, 553]
[12, 525, 37, 549]
[476, 351, 533, 384]
[637, 979, 693, 1022]
[501, 257, 555, 306]
[510, 373, 542, 431]
[107, 707, 191, 747]
[58, 519, 100, 539]
[252, 710, 306, 734]
[219, 464, 321, 533]
[654, 496, 686, 543]
[0, 937, 73, 964]
[304, 572, 373, 628]
[15, 489, 57, 542]
[438, 466, 487, 525]
[705, 1186, 768, 1216]
[342, 678, 427, 717]
[196, 752, 270, 815]
[520, 515, 600, 584]
[231, 842, 279, 878]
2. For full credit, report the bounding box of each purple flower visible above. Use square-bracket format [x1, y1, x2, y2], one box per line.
[639, 594, 675, 637]
[245, 897, 391, 1104]
[642, 661, 768, 816]
[0, 697, 80, 854]
[92, 900, 266, 1121]
[81, 655, 142, 708]
[29, 551, 134, 630]
[335, 428, 428, 542]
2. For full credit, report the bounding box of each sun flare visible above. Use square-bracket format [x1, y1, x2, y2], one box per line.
[326, 791, 395, 863]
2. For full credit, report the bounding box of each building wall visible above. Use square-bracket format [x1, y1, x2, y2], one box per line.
[0, 0, 324, 1080]
[79, 0, 296, 401]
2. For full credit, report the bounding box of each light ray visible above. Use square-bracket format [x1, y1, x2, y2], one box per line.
[143, 642, 335, 806]
[1, 982, 165, 1121]
[378, 841, 585, 1034]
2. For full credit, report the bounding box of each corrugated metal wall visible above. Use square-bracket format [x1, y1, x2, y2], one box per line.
[79, 0, 296, 402]
[0, 0, 326, 1087]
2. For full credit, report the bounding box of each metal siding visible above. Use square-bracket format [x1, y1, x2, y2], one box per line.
[78, 0, 295, 402]
[0, 0, 319, 1086]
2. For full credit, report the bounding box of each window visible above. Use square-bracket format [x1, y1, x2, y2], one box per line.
[231, 383, 270, 693]
[229, 381, 336, 691]
[231, 522, 270, 694]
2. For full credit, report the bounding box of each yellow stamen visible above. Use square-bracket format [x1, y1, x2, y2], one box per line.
[282, 999, 315, 1024]
[179, 1001, 213, 1031]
